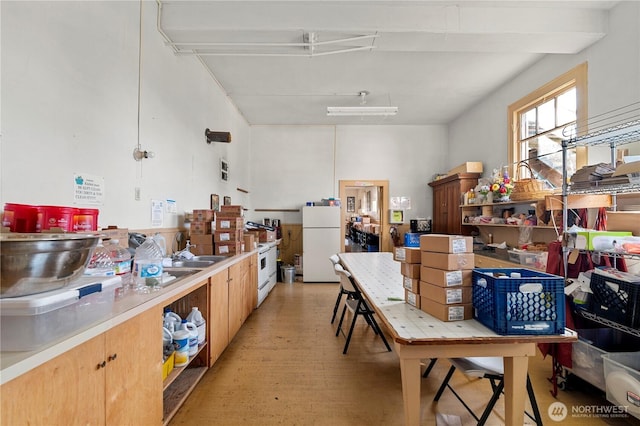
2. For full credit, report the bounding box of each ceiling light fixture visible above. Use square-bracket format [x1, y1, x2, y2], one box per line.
[327, 91, 398, 117]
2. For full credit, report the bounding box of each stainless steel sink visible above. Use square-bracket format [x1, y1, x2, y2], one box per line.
[191, 255, 228, 262]
[171, 259, 214, 268]
[160, 269, 200, 287]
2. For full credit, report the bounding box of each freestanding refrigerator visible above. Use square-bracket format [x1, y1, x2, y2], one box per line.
[302, 206, 341, 282]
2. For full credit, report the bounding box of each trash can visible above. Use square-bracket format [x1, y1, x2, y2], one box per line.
[282, 265, 295, 284]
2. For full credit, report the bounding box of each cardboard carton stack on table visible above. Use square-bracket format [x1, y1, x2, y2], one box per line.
[394, 245, 422, 308]
[190, 209, 216, 255]
[214, 205, 245, 256]
[419, 234, 475, 321]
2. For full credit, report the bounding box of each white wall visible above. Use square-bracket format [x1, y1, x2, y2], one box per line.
[448, 1, 640, 173]
[248, 125, 447, 225]
[1, 1, 252, 229]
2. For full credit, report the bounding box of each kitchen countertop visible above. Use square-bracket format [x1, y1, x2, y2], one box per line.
[0, 248, 259, 385]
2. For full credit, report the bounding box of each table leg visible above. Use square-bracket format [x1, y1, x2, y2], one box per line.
[503, 355, 529, 426]
[398, 353, 422, 426]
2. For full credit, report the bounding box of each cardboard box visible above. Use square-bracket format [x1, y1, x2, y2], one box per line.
[190, 221, 212, 235]
[216, 217, 244, 230]
[607, 211, 640, 236]
[420, 266, 472, 287]
[420, 234, 473, 254]
[400, 262, 421, 279]
[214, 229, 243, 242]
[215, 241, 241, 256]
[394, 246, 422, 263]
[190, 233, 214, 246]
[421, 252, 475, 270]
[243, 233, 256, 251]
[100, 227, 129, 248]
[420, 298, 472, 322]
[249, 229, 276, 242]
[192, 244, 214, 255]
[405, 289, 420, 308]
[419, 281, 472, 304]
[193, 209, 215, 222]
[447, 161, 483, 176]
[217, 205, 244, 217]
[403, 276, 420, 293]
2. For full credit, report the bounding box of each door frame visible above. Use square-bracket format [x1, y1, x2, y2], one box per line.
[338, 180, 390, 253]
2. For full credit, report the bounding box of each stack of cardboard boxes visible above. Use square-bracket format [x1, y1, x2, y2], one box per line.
[214, 205, 245, 256]
[419, 234, 475, 321]
[394, 246, 422, 308]
[190, 209, 215, 255]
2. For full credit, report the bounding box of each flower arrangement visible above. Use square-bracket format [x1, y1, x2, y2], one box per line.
[490, 167, 514, 201]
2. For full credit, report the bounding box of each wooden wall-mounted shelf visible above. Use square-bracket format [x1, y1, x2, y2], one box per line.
[254, 209, 300, 212]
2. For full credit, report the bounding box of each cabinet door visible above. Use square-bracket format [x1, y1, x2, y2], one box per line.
[0, 335, 106, 425]
[248, 253, 258, 310]
[228, 262, 243, 340]
[105, 308, 163, 426]
[432, 185, 448, 234]
[240, 257, 254, 320]
[210, 269, 229, 365]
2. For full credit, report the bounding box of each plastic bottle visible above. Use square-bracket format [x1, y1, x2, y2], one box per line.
[180, 319, 199, 356]
[164, 309, 182, 332]
[104, 239, 132, 287]
[186, 307, 206, 345]
[133, 236, 164, 293]
[85, 240, 115, 276]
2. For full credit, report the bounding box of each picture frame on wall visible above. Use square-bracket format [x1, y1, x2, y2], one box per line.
[223, 196, 231, 206]
[347, 196, 356, 212]
[210, 194, 220, 211]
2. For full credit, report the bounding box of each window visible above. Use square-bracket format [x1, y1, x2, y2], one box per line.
[508, 63, 588, 188]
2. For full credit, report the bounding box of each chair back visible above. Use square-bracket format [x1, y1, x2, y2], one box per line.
[334, 264, 357, 293]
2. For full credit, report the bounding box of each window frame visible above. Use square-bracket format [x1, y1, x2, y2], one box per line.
[507, 62, 588, 182]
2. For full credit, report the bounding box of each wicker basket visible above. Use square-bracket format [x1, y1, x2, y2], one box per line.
[511, 161, 552, 201]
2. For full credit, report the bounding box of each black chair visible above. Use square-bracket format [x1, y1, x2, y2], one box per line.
[333, 264, 392, 354]
[433, 357, 542, 426]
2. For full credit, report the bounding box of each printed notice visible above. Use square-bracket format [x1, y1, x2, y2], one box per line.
[73, 173, 104, 205]
[151, 199, 164, 228]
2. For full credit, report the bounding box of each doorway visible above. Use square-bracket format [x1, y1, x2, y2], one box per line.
[338, 180, 389, 253]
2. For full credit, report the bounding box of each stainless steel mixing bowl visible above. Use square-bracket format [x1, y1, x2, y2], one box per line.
[0, 233, 101, 298]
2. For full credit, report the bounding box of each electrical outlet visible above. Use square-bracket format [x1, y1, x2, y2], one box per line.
[135, 187, 141, 201]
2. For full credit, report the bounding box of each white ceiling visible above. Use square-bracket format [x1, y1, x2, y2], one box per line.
[156, 0, 616, 126]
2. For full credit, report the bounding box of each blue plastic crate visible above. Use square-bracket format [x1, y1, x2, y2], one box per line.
[472, 268, 565, 335]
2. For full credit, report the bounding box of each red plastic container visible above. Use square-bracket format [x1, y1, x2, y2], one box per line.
[2, 203, 38, 233]
[73, 208, 99, 232]
[37, 206, 77, 232]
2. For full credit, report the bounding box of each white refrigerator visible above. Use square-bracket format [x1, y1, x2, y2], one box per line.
[302, 206, 341, 282]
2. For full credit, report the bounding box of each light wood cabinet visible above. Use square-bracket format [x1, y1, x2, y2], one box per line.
[429, 173, 480, 235]
[210, 269, 229, 365]
[1, 308, 162, 426]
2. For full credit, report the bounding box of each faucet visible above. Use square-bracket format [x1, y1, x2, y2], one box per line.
[173, 240, 196, 260]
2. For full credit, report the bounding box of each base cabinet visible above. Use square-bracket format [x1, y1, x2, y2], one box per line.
[210, 270, 230, 365]
[1, 308, 162, 426]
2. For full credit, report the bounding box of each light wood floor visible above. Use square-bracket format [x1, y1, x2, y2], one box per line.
[169, 282, 639, 426]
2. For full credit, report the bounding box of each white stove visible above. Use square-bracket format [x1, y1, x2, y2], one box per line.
[257, 242, 277, 306]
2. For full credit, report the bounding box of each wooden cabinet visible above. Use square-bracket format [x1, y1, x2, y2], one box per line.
[1, 308, 162, 426]
[210, 269, 229, 365]
[429, 173, 480, 235]
[228, 255, 257, 341]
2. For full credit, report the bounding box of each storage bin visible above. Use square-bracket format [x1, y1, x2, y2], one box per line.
[507, 250, 548, 270]
[472, 268, 565, 335]
[572, 336, 608, 390]
[589, 268, 640, 328]
[602, 351, 640, 420]
[404, 233, 421, 247]
[0, 275, 121, 351]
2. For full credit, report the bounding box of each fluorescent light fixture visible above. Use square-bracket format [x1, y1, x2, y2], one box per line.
[327, 106, 398, 117]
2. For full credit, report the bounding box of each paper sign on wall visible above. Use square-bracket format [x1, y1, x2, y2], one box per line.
[73, 173, 104, 205]
[151, 200, 164, 228]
